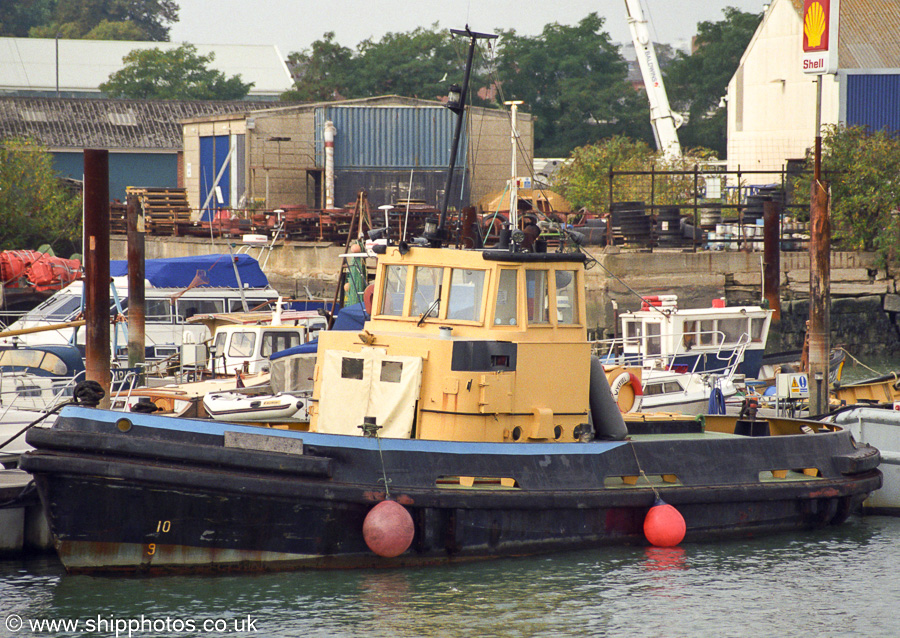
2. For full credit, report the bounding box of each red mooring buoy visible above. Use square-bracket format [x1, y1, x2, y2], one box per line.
[643, 498, 686, 547]
[363, 500, 415, 557]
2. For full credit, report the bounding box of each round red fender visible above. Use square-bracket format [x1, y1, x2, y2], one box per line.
[644, 498, 686, 547]
[363, 500, 414, 558]
[363, 284, 375, 315]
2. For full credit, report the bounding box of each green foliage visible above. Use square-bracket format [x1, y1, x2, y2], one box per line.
[493, 14, 652, 156]
[100, 44, 253, 100]
[665, 8, 762, 156]
[282, 26, 468, 104]
[554, 136, 717, 214]
[29, 0, 178, 41]
[281, 16, 651, 155]
[0, 139, 82, 255]
[350, 26, 462, 100]
[283, 32, 355, 102]
[794, 125, 900, 266]
[84, 19, 147, 41]
[0, 0, 55, 37]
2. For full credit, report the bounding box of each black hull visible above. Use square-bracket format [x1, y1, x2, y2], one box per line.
[21, 407, 881, 574]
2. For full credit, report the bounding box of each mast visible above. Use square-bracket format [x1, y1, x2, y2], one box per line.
[430, 27, 498, 247]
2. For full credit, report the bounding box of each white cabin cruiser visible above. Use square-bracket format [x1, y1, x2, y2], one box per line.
[0, 255, 282, 364]
[596, 296, 773, 414]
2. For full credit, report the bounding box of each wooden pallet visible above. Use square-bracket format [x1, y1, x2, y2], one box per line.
[126, 187, 193, 235]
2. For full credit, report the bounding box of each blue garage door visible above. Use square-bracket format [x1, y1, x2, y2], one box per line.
[199, 135, 231, 219]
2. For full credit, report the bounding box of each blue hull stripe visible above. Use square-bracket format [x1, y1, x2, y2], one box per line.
[64, 406, 627, 457]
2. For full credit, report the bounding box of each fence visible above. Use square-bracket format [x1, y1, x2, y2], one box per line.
[602, 165, 811, 252]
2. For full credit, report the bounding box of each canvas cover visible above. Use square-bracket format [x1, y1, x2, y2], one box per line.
[109, 254, 268, 289]
[316, 348, 423, 438]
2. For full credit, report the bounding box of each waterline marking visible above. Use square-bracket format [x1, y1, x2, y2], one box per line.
[5, 613, 258, 637]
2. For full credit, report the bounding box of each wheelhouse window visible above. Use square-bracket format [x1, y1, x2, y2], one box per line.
[699, 319, 718, 345]
[227, 332, 256, 358]
[261, 331, 302, 357]
[624, 320, 642, 345]
[213, 331, 227, 357]
[494, 269, 518, 326]
[646, 322, 662, 355]
[380, 264, 407, 316]
[447, 268, 485, 321]
[145, 299, 173, 322]
[526, 270, 550, 324]
[718, 318, 745, 344]
[176, 299, 224, 322]
[27, 294, 82, 322]
[750, 317, 766, 342]
[411, 266, 443, 317]
[555, 270, 578, 324]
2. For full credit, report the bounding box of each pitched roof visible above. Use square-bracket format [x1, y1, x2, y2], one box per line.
[0, 97, 280, 150]
[0, 37, 293, 97]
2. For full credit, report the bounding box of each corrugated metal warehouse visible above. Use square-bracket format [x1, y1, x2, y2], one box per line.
[181, 95, 534, 217]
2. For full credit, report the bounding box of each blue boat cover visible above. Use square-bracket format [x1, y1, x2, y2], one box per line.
[269, 303, 369, 360]
[109, 254, 269, 289]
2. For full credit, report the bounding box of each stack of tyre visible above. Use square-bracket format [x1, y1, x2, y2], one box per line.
[654, 207, 682, 248]
[610, 201, 651, 247]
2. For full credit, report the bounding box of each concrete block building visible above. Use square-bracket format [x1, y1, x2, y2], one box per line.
[180, 96, 534, 217]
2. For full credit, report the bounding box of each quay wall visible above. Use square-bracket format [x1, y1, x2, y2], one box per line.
[111, 237, 900, 358]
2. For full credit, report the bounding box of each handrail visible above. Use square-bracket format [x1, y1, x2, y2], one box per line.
[591, 328, 753, 382]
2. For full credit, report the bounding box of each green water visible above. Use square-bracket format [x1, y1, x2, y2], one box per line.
[838, 353, 900, 384]
[3, 516, 900, 637]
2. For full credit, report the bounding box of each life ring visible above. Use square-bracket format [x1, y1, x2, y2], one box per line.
[609, 371, 643, 413]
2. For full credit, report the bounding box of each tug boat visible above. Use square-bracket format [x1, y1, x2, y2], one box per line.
[15, 27, 881, 571]
[20, 242, 881, 573]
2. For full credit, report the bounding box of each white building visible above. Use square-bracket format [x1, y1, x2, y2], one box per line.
[726, 0, 900, 173]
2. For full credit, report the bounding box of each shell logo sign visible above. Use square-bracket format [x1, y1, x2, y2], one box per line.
[802, 0, 839, 74]
[803, 1, 828, 50]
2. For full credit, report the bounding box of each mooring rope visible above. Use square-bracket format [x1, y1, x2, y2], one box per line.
[835, 346, 887, 378]
[628, 440, 660, 501]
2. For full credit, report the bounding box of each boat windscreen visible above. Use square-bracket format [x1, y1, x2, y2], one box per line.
[24, 294, 82, 322]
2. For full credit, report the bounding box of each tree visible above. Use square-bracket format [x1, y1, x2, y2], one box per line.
[84, 19, 147, 41]
[348, 26, 463, 100]
[493, 14, 653, 157]
[100, 44, 253, 100]
[664, 8, 762, 156]
[554, 136, 717, 214]
[282, 32, 356, 102]
[0, 139, 82, 256]
[794, 125, 900, 266]
[0, 0, 55, 37]
[28, 0, 178, 41]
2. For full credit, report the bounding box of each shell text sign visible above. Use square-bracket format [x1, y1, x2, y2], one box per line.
[802, 0, 837, 74]
[803, 0, 830, 52]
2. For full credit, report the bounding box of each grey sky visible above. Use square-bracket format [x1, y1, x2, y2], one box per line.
[169, 0, 770, 56]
